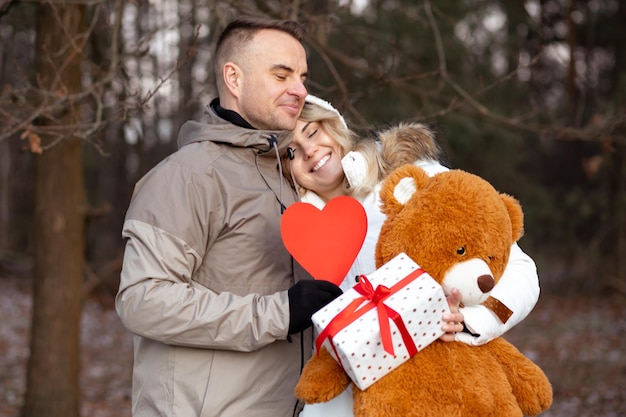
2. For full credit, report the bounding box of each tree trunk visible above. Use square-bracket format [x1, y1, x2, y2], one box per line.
[0, 139, 10, 249]
[24, 3, 86, 417]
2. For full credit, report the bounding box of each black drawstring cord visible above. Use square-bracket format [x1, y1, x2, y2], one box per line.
[291, 330, 306, 417]
[286, 146, 301, 201]
[255, 134, 287, 213]
[289, 159, 301, 201]
[269, 138, 306, 416]
[268, 135, 288, 213]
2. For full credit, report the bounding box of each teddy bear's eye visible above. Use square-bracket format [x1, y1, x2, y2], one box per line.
[456, 247, 466, 256]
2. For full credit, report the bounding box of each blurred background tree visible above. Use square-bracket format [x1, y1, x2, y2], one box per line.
[0, 0, 624, 415]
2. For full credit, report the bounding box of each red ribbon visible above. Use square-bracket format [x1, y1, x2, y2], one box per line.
[315, 268, 424, 358]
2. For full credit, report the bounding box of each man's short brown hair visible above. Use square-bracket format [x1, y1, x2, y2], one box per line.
[214, 16, 305, 88]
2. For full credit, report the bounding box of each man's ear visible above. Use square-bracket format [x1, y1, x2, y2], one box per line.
[223, 62, 242, 98]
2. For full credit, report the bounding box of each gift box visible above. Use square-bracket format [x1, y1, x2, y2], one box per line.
[312, 252, 450, 390]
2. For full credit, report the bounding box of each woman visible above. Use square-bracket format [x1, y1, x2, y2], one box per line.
[285, 96, 540, 417]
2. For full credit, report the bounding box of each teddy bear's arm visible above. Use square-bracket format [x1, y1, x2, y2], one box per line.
[295, 347, 352, 404]
[486, 338, 553, 416]
[457, 243, 540, 346]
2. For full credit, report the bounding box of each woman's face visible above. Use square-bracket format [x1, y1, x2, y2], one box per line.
[290, 119, 346, 201]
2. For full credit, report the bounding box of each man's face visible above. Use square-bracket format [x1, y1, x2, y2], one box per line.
[234, 29, 308, 131]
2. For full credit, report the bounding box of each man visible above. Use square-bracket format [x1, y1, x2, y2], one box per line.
[116, 16, 343, 417]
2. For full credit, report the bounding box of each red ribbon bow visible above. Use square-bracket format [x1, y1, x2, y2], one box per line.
[315, 269, 423, 358]
[356, 275, 391, 302]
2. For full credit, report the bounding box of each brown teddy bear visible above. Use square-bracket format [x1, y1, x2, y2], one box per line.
[295, 164, 553, 417]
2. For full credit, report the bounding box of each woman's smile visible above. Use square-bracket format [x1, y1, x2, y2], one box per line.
[312, 154, 331, 172]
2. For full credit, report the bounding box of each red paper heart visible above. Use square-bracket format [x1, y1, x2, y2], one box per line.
[281, 196, 367, 286]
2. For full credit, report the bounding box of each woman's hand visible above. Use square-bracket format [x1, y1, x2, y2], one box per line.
[440, 288, 464, 342]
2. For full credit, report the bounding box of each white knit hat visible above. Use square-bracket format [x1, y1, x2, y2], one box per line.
[305, 95, 347, 129]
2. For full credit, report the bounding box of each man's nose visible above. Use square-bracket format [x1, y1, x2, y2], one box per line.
[289, 79, 307, 99]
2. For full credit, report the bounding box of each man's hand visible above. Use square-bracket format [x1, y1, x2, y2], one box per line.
[287, 280, 342, 334]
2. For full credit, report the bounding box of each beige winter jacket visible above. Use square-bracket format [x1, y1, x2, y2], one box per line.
[116, 104, 311, 417]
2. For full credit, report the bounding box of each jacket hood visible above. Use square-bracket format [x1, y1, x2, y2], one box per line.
[177, 104, 294, 155]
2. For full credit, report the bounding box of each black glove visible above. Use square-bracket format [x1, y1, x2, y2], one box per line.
[287, 280, 343, 334]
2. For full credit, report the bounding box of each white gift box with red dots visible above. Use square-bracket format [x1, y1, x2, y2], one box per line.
[312, 252, 450, 390]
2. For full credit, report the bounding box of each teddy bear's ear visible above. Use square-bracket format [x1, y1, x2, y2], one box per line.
[379, 164, 430, 217]
[500, 193, 525, 242]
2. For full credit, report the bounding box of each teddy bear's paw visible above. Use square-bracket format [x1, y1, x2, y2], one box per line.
[484, 339, 553, 415]
[516, 377, 553, 416]
[295, 347, 351, 403]
[506, 363, 553, 415]
[294, 371, 350, 404]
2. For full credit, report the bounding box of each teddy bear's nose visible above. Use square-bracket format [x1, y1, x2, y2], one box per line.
[477, 275, 495, 293]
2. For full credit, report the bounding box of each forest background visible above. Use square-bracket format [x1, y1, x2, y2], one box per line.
[0, 0, 624, 416]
